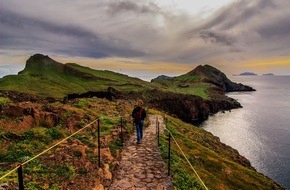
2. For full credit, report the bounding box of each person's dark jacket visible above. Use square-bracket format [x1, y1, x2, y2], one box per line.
[132, 106, 146, 123]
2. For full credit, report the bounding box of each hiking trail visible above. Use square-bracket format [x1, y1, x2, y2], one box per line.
[109, 115, 173, 190]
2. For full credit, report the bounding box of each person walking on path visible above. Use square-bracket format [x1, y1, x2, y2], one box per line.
[132, 99, 146, 144]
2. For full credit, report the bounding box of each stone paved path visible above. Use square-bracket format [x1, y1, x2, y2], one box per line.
[109, 115, 173, 190]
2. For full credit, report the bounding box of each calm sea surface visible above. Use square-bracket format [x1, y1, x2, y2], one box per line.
[200, 76, 290, 189]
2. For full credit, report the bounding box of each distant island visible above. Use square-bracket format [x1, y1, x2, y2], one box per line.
[239, 72, 257, 76]
[263, 73, 274, 76]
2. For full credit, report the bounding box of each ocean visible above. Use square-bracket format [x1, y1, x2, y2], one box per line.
[200, 76, 290, 189]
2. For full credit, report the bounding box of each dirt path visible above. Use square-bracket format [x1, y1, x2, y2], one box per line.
[109, 115, 173, 190]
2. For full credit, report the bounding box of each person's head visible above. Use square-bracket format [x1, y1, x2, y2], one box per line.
[136, 99, 144, 106]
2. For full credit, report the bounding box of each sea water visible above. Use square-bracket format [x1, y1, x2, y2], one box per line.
[200, 76, 290, 189]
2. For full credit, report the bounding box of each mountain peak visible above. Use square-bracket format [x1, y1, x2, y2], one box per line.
[19, 54, 64, 74]
[26, 54, 61, 66]
[177, 64, 256, 93]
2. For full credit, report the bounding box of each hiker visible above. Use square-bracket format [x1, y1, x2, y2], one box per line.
[132, 99, 146, 144]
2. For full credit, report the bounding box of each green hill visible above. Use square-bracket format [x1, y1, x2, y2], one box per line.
[0, 54, 254, 100]
[0, 54, 157, 98]
[152, 65, 255, 99]
[0, 54, 254, 122]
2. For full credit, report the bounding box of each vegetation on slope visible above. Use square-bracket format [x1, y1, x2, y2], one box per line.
[0, 93, 284, 189]
[0, 97, 136, 189]
[0, 54, 159, 98]
[153, 111, 284, 190]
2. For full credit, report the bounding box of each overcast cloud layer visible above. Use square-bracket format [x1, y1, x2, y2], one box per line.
[1, 0, 290, 77]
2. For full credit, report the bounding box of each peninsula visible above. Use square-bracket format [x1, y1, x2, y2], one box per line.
[0, 54, 283, 190]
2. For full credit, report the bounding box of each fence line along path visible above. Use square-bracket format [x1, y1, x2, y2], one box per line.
[109, 115, 173, 190]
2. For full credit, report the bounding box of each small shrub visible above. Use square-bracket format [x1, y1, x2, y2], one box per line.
[74, 134, 96, 148]
[25, 160, 49, 175]
[63, 110, 73, 118]
[55, 164, 76, 180]
[26, 182, 39, 190]
[39, 116, 55, 128]
[24, 127, 53, 144]
[0, 97, 12, 107]
[108, 139, 122, 157]
[77, 168, 88, 175]
[3, 142, 34, 162]
[50, 184, 60, 190]
[73, 99, 89, 109]
[46, 128, 64, 140]
[73, 150, 82, 157]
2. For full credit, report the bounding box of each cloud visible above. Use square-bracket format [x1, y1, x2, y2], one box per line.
[107, 1, 161, 15]
[1, 0, 290, 77]
[192, 0, 290, 58]
[199, 30, 235, 46]
[0, 7, 146, 58]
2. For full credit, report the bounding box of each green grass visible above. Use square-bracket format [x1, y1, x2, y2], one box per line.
[55, 164, 76, 180]
[98, 115, 120, 135]
[152, 71, 212, 99]
[170, 83, 211, 99]
[159, 135, 204, 190]
[73, 99, 89, 109]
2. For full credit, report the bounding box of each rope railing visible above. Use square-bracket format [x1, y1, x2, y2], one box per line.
[0, 114, 134, 190]
[0, 119, 99, 188]
[156, 116, 209, 190]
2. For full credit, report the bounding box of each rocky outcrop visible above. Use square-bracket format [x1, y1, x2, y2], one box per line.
[152, 65, 256, 93]
[64, 87, 122, 101]
[0, 90, 40, 102]
[151, 75, 172, 82]
[127, 89, 241, 122]
[150, 95, 241, 122]
[193, 65, 256, 92]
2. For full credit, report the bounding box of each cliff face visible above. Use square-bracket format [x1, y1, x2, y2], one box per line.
[126, 89, 241, 122]
[149, 64, 255, 122]
[151, 95, 241, 122]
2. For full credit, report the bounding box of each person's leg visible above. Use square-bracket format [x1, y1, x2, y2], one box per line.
[136, 123, 141, 143]
[140, 120, 144, 139]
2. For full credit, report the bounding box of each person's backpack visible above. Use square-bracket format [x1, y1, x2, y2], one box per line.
[134, 107, 143, 123]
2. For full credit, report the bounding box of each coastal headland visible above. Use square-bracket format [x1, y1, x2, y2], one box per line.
[0, 54, 284, 189]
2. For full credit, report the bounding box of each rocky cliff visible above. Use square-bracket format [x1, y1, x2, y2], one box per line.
[193, 65, 256, 92]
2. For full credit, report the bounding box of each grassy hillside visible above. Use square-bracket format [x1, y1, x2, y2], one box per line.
[152, 110, 284, 190]
[152, 64, 255, 99]
[0, 93, 284, 189]
[152, 71, 212, 99]
[0, 54, 159, 98]
[0, 97, 136, 189]
[0, 54, 235, 100]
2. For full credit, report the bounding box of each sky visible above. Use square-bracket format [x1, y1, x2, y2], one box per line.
[1, 0, 290, 80]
